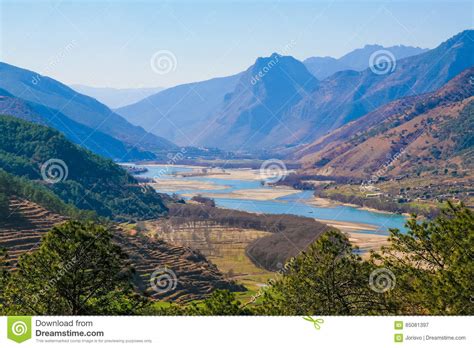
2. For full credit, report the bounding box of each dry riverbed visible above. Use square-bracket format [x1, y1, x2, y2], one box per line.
[183, 188, 299, 201]
[177, 168, 269, 181]
[150, 179, 230, 192]
[315, 219, 389, 255]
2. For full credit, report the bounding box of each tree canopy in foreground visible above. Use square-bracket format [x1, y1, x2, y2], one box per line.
[1, 203, 472, 315]
[0, 221, 146, 315]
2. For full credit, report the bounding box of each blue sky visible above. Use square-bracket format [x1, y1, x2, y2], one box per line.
[1, 0, 472, 88]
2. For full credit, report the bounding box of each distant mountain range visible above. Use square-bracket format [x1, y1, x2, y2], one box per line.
[71, 85, 164, 109]
[1, 30, 472, 158]
[0, 63, 176, 160]
[117, 73, 241, 145]
[294, 67, 474, 179]
[303, 44, 428, 80]
[195, 53, 318, 149]
[0, 88, 155, 160]
[117, 30, 472, 151]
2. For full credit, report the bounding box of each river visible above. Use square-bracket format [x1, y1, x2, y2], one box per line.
[136, 164, 407, 235]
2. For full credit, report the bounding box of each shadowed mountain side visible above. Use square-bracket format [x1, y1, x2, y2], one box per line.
[122, 30, 472, 151]
[290, 30, 474, 144]
[0, 62, 176, 154]
[116, 73, 241, 145]
[196, 53, 319, 150]
[0, 89, 154, 160]
[199, 30, 472, 151]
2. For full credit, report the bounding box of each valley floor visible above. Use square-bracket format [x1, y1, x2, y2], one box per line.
[131, 163, 409, 300]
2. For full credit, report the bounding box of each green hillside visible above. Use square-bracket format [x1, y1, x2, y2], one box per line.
[0, 169, 87, 219]
[0, 115, 168, 221]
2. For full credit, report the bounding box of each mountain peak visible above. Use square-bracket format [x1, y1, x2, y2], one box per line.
[247, 54, 317, 88]
[252, 53, 310, 72]
[362, 44, 383, 49]
[254, 52, 283, 65]
[441, 29, 473, 48]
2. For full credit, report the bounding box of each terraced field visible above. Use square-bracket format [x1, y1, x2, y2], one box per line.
[0, 198, 65, 269]
[0, 197, 241, 302]
[114, 231, 244, 302]
[131, 220, 275, 294]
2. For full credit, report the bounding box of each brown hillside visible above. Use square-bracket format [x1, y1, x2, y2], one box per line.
[296, 68, 474, 179]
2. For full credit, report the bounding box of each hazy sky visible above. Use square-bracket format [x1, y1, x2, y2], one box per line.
[1, 0, 472, 88]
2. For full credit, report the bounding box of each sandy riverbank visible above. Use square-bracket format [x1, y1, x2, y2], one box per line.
[315, 218, 378, 233]
[314, 218, 389, 255]
[182, 187, 299, 201]
[150, 179, 229, 192]
[182, 168, 263, 181]
[174, 167, 296, 182]
[140, 163, 206, 170]
[347, 232, 389, 255]
[150, 166, 298, 199]
[307, 197, 342, 208]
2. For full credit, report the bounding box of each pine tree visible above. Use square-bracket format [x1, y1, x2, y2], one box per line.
[2, 221, 147, 315]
